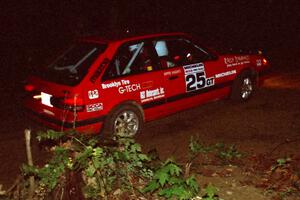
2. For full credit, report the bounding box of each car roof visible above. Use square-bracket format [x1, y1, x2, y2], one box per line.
[80, 32, 187, 44]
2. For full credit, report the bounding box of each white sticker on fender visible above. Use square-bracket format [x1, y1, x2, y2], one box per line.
[183, 63, 214, 92]
[256, 59, 262, 66]
[215, 70, 236, 78]
[140, 87, 165, 103]
[88, 89, 99, 99]
[86, 103, 103, 112]
[224, 56, 250, 67]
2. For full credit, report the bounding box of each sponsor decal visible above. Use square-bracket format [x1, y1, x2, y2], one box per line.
[183, 63, 214, 92]
[224, 55, 250, 67]
[140, 87, 165, 103]
[101, 81, 122, 89]
[86, 103, 103, 112]
[101, 79, 141, 94]
[215, 70, 236, 78]
[90, 58, 109, 83]
[88, 89, 99, 99]
[183, 63, 204, 74]
[256, 59, 262, 66]
[118, 84, 141, 94]
[163, 69, 181, 76]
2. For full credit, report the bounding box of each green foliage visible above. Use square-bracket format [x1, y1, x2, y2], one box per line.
[143, 159, 199, 199]
[277, 158, 287, 166]
[202, 184, 219, 200]
[22, 145, 71, 191]
[278, 188, 295, 200]
[36, 129, 73, 142]
[215, 143, 243, 162]
[188, 136, 243, 164]
[19, 132, 228, 199]
[22, 130, 153, 199]
[271, 157, 291, 171]
[189, 137, 215, 155]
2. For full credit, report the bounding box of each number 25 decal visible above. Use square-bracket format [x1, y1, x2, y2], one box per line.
[186, 72, 214, 92]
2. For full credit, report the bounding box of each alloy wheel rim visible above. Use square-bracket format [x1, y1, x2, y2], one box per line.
[241, 77, 253, 99]
[114, 111, 139, 137]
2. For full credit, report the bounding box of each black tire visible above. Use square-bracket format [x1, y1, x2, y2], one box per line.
[230, 71, 256, 102]
[102, 104, 144, 138]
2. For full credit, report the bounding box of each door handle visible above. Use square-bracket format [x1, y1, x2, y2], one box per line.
[168, 75, 179, 80]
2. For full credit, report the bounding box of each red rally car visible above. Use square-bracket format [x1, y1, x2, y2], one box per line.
[24, 32, 270, 136]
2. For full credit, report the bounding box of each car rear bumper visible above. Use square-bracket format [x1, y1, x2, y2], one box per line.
[24, 108, 105, 134]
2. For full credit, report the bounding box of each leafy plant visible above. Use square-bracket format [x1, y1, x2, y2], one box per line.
[202, 183, 219, 200]
[215, 143, 243, 162]
[23, 145, 71, 191]
[271, 157, 291, 171]
[188, 136, 243, 165]
[36, 129, 69, 142]
[189, 137, 215, 155]
[187, 136, 216, 174]
[278, 188, 295, 200]
[143, 158, 199, 199]
[22, 130, 153, 199]
[6, 132, 228, 199]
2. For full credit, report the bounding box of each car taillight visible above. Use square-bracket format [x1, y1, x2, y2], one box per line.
[51, 95, 85, 112]
[24, 84, 35, 92]
[262, 58, 268, 66]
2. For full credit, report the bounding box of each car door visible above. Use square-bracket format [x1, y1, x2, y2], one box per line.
[100, 40, 168, 121]
[152, 40, 186, 103]
[152, 37, 223, 113]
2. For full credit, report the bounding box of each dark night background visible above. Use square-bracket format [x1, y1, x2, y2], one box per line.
[1, 0, 300, 92]
[1, 1, 300, 194]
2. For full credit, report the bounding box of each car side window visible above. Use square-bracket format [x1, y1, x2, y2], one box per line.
[103, 42, 157, 79]
[153, 38, 211, 68]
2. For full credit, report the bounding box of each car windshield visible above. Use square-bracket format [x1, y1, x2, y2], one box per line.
[36, 42, 107, 86]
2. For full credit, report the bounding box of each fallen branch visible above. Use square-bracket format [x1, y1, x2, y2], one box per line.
[3, 175, 22, 195]
[269, 137, 300, 155]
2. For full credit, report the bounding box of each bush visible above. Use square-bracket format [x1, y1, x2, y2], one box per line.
[3, 130, 202, 200]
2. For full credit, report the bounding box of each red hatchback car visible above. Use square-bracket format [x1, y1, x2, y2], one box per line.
[24, 32, 270, 136]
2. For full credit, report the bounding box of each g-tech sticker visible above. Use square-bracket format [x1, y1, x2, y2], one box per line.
[101, 79, 141, 94]
[183, 63, 214, 92]
[88, 89, 99, 99]
[86, 103, 103, 112]
[118, 84, 141, 94]
[140, 87, 165, 103]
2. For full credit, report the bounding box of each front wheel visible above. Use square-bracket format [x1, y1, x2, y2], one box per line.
[231, 71, 256, 102]
[102, 104, 144, 138]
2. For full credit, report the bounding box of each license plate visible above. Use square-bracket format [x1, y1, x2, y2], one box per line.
[41, 92, 53, 107]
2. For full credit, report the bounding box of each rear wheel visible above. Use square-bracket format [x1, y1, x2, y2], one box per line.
[102, 104, 143, 138]
[231, 71, 256, 102]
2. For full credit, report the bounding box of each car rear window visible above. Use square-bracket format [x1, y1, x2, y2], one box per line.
[35, 42, 107, 86]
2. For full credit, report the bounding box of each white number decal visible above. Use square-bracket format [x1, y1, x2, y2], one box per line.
[183, 63, 214, 92]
